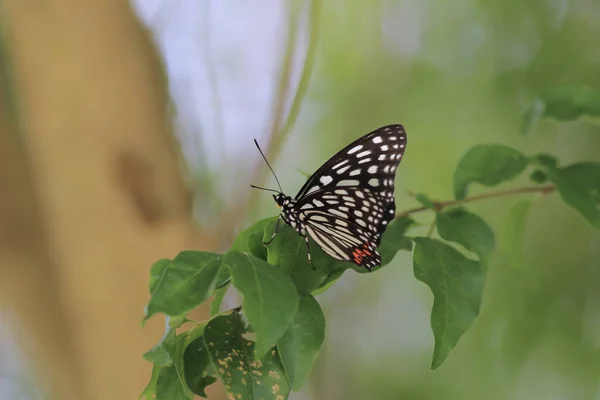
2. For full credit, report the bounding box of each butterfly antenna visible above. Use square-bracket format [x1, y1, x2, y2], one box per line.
[250, 184, 280, 194]
[253, 139, 283, 193]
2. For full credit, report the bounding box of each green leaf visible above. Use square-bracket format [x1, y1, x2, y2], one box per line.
[204, 313, 291, 400]
[210, 283, 230, 317]
[224, 251, 299, 357]
[502, 199, 533, 269]
[522, 85, 600, 134]
[529, 170, 548, 184]
[266, 221, 343, 296]
[139, 364, 161, 400]
[174, 323, 218, 398]
[548, 162, 600, 229]
[232, 217, 273, 261]
[378, 217, 415, 266]
[532, 153, 558, 169]
[144, 252, 222, 321]
[277, 295, 325, 391]
[155, 365, 192, 400]
[412, 238, 485, 369]
[277, 296, 325, 391]
[311, 268, 345, 296]
[436, 209, 495, 260]
[183, 336, 218, 398]
[453, 145, 529, 200]
[414, 193, 437, 209]
[143, 322, 177, 366]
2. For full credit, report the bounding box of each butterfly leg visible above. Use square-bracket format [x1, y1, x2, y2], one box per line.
[304, 236, 315, 270]
[263, 215, 281, 246]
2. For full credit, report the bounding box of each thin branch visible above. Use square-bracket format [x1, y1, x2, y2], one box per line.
[395, 184, 556, 219]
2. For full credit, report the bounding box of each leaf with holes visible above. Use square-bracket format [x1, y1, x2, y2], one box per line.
[204, 313, 290, 400]
[522, 85, 600, 134]
[224, 251, 299, 357]
[144, 252, 222, 321]
[548, 162, 600, 229]
[183, 335, 218, 398]
[436, 209, 495, 260]
[412, 238, 485, 369]
[277, 295, 325, 391]
[453, 145, 529, 200]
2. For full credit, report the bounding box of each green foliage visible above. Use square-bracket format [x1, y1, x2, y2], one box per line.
[436, 208, 495, 261]
[413, 238, 484, 369]
[548, 162, 600, 229]
[141, 89, 600, 398]
[205, 313, 290, 399]
[453, 145, 529, 199]
[523, 84, 600, 134]
[277, 295, 325, 390]
[144, 252, 222, 321]
[223, 251, 299, 357]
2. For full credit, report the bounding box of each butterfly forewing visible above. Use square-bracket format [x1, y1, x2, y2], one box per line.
[285, 124, 407, 270]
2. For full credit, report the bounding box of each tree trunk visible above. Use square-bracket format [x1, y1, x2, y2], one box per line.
[0, 1, 226, 399]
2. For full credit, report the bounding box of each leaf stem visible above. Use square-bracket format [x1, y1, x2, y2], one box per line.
[395, 184, 556, 219]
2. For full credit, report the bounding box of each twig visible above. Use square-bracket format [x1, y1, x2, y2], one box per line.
[395, 184, 556, 219]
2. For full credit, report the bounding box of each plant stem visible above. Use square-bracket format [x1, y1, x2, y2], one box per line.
[395, 184, 556, 219]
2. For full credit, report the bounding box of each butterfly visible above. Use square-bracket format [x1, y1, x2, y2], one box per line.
[252, 124, 407, 271]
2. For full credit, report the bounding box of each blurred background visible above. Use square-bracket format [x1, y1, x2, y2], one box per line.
[1, 0, 600, 399]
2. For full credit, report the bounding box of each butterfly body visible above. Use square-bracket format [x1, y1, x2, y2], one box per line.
[263, 124, 407, 271]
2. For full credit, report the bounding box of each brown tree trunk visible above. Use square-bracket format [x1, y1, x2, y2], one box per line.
[0, 1, 226, 399]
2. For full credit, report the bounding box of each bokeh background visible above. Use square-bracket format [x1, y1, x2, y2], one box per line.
[1, 0, 600, 399]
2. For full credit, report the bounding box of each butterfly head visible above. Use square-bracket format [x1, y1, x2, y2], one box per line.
[273, 193, 289, 209]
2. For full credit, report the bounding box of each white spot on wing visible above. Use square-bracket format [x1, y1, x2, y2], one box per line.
[337, 165, 351, 174]
[378, 155, 386, 161]
[307, 185, 320, 195]
[349, 169, 361, 176]
[320, 175, 333, 185]
[332, 160, 349, 169]
[337, 179, 360, 187]
[347, 145, 363, 154]
[356, 219, 367, 227]
[335, 189, 348, 195]
[357, 150, 371, 158]
[372, 136, 383, 144]
[358, 158, 372, 164]
[329, 209, 347, 218]
[368, 165, 377, 174]
[300, 203, 314, 210]
[313, 199, 324, 207]
[368, 178, 380, 187]
[381, 145, 389, 151]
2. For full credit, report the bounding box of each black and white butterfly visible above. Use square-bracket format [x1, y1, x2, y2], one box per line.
[252, 124, 407, 271]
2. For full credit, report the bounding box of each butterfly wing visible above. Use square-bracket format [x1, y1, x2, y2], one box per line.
[291, 125, 407, 269]
[294, 124, 407, 200]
